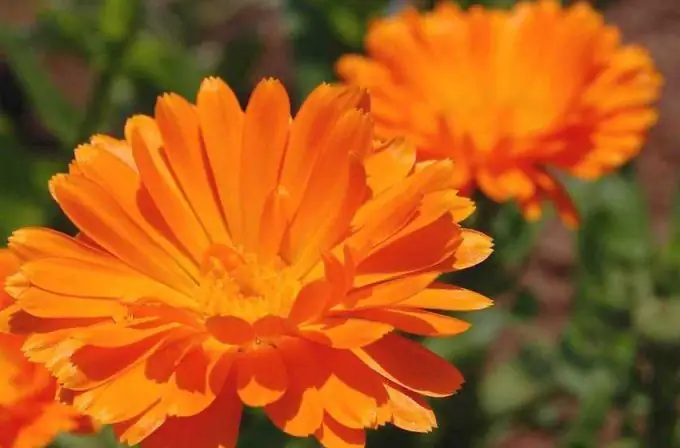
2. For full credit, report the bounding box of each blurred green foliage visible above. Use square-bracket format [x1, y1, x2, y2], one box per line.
[0, 0, 677, 448]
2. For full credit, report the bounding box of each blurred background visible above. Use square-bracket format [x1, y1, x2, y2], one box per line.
[1, 0, 679, 447]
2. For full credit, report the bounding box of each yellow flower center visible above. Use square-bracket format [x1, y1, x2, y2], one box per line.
[194, 245, 301, 323]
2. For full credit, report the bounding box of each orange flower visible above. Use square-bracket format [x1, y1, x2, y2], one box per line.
[0, 250, 93, 448]
[337, 0, 662, 226]
[1, 78, 492, 448]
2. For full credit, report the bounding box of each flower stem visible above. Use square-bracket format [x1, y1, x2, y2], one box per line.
[646, 345, 678, 448]
[72, 0, 143, 148]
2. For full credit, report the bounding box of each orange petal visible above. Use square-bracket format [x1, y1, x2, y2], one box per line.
[13, 287, 128, 320]
[350, 160, 455, 263]
[264, 338, 324, 436]
[163, 344, 236, 417]
[287, 280, 332, 325]
[115, 400, 167, 446]
[385, 382, 437, 433]
[205, 315, 256, 346]
[196, 77, 245, 245]
[240, 79, 290, 251]
[354, 215, 459, 287]
[315, 414, 366, 448]
[72, 143, 199, 282]
[9, 227, 107, 263]
[72, 361, 163, 423]
[354, 333, 463, 397]
[49, 173, 195, 294]
[348, 273, 438, 310]
[0, 305, 103, 336]
[17, 257, 192, 309]
[315, 348, 390, 430]
[90, 134, 134, 168]
[142, 377, 242, 448]
[282, 84, 369, 214]
[0, 250, 19, 309]
[235, 346, 288, 407]
[452, 229, 494, 270]
[287, 109, 371, 274]
[345, 308, 471, 337]
[257, 187, 292, 262]
[397, 284, 493, 311]
[59, 329, 171, 390]
[300, 317, 393, 349]
[365, 139, 416, 196]
[154, 94, 230, 244]
[532, 169, 580, 229]
[127, 115, 211, 263]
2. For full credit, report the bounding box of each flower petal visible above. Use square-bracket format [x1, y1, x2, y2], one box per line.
[127, 115, 211, 263]
[155, 94, 230, 244]
[365, 139, 416, 196]
[282, 84, 370, 215]
[71, 361, 163, 423]
[347, 273, 438, 310]
[162, 344, 236, 417]
[142, 378, 242, 448]
[264, 338, 324, 436]
[354, 333, 463, 397]
[385, 382, 437, 433]
[397, 284, 494, 311]
[299, 317, 393, 349]
[240, 79, 290, 251]
[49, 173, 195, 293]
[315, 348, 390, 429]
[345, 308, 471, 337]
[315, 414, 366, 448]
[196, 77, 245, 245]
[235, 345, 288, 407]
[452, 229, 493, 271]
[72, 143, 199, 281]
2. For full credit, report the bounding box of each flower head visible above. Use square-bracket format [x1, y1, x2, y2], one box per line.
[0, 250, 93, 448]
[337, 0, 662, 226]
[1, 78, 492, 447]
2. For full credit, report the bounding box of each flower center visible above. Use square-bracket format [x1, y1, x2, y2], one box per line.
[194, 245, 300, 323]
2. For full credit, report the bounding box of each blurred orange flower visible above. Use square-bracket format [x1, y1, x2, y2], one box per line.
[0, 250, 93, 448]
[337, 0, 662, 226]
[1, 78, 493, 447]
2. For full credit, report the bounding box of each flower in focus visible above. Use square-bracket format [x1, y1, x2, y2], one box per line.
[337, 0, 662, 226]
[0, 250, 93, 448]
[1, 78, 493, 447]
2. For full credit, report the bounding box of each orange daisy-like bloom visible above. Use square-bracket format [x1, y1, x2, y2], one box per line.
[0, 250, 93, 448]
[1, 78, 493, 447]
[337, 0, 662, 226]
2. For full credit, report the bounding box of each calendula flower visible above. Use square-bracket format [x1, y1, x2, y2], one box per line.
[0, 250, 93, 448]
[337, 0, 662, 226]
[1, 78, 492, 448]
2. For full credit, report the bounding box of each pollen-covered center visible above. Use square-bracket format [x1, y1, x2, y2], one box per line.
[194, 245, 301, 323]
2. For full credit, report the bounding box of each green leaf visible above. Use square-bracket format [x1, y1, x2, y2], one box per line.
[511, 288, 540, 321]
[0, 28, 81, 146]
[100, 0, 140, 44]
[479, 358, 546, 417]
[123, 33, 208, 98]
[634, 297, 680, 347]
[560, 369, 618, 447]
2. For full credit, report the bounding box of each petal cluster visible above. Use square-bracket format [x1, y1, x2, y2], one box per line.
[2, 78, 492, 448]
[337, 0, 662, 226]
[0, 250, 92, 448]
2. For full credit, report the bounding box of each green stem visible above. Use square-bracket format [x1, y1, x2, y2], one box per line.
[72, 1, 143, 148]
[646, 345, 678, 448]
